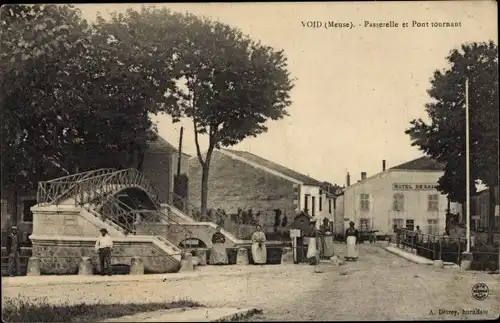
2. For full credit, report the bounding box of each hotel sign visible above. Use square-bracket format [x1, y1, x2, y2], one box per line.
[393, 183, 438, 191]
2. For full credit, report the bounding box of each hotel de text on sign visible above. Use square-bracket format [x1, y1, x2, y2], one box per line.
[392, 183, 438, 191]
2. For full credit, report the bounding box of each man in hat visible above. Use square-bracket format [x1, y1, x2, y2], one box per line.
[95, 228, 113, 276]
[6, 226, 21, 276]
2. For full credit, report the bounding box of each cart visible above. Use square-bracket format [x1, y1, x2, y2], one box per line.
[359, 230, 379, 243]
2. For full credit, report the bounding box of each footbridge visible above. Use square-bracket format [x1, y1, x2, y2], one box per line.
[31, 168, 241, 274]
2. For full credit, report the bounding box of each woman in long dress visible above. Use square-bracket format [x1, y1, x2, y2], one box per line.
[345, 221, 359, 261]
[210, 226, 228, 265]
[307, 220, 320, 265]
[321, 219, 335, 258]
[251, 225, 267, 265]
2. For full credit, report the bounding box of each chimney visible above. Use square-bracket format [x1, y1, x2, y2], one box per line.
[361, 172, 367, 181]
[346, 172, 351, 186]
[382, 160, 386, 171]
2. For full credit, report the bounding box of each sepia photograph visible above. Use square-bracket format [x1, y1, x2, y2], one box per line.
[1, 1, 498, 322]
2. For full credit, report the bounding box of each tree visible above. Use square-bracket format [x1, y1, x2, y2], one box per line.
[77, 7, 295, 217]
[321, 181, 343, 196]
[167, 14, 295, 217]
[1, 4, 95, 213]
[1, 4, 164, 210]
[405, 41, 499, 242]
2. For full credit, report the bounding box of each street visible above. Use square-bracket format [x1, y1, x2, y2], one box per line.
[2, 243, 498, 321]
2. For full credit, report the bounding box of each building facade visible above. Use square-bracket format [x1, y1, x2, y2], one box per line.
[342, 157, 461, 236]
[471, 185, 500, 231]
[188, 149, 333, 230]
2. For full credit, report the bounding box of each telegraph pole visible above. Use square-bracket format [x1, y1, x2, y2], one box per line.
[177, 126, 184, 176]
[465, 77, 471, 253]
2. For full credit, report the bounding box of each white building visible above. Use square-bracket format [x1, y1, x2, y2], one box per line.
[340, 157, 461, 237]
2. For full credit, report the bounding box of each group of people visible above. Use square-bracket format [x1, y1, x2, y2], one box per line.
[304, 220, 361, 264]
[305, 218, 335, 264]
[210, 224, 267, 265]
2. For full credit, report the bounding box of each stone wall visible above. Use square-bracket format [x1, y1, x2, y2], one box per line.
[189, 151, 296, 228]
[31, 238, 180, 274]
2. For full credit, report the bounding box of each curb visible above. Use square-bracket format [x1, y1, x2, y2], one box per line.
[212, 308, 262, 322]
[3, 265, 292, 288]
[382, 245, 434, 265]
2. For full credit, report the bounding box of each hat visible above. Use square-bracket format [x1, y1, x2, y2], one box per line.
[100, 228, 108, 233]
[11, 226, 18, 230]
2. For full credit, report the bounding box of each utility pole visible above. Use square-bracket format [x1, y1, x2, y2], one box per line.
[461, 76, 473, 270]
[465, 77, 471, 253]
[177, 126, 183, 176]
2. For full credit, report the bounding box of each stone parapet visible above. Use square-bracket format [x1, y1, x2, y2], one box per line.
[30, 235, 180, 275]
[236, 248, 249, 265]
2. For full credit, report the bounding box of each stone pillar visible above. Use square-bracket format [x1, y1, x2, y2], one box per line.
[130, 256, 144, 275]
[78, 257, 93, 275]
[433, 260, 444, 269]
[460, 252, 473, 270]
[236, 248, 249, 265]
[196, 249, 207, 266]
[179, 252, 194, 272]
[27, 257, 41, 276]
[281, 247, 294, 265]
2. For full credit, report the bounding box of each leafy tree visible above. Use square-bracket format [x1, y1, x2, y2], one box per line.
[167, 14, 295, 217]
[1, 4, 94, 210]
[405, 41, 499, 242]
[95, 7, 295, 218]
[321, 182, 343, 196]
[1, 4, 163, 212]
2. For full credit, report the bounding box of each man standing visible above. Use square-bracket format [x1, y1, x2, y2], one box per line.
[95, 228, 113, 276]
[6, 226, 21, 276]
[414, 225, 422, 255]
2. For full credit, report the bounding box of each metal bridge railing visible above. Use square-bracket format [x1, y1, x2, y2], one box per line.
[37, 169, 116, 205]
[396, 228, 499, 270]
[37, 168, 163, 209]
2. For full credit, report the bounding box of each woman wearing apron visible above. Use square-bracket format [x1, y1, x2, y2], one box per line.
[306, 220, 320, 265]
[345, 221, 359, 261]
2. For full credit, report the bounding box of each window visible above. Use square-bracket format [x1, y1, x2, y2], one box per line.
[393, 193, 404, 211]
[406, 219, 415, 231]
[428, 194, 439, 211]
[360, 218, 371, 231]
[427, 219, 438, 235]
[360, 194, 370, 211]
[304, 194, 309, 213]
[328, 199, 332, 214]
[392, 218, 404, 231]
[311, 196, 316, 216]
[22, 199, 37, 222]
[319, 197, 322, 211]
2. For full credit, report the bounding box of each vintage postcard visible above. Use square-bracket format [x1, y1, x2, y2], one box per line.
[1, 1, 498, 322]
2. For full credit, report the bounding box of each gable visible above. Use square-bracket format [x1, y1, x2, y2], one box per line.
[222, 149, 323, 186]
[390, 156, 445, 171]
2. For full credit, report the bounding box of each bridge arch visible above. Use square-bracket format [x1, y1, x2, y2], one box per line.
[179, 238, 208, 249]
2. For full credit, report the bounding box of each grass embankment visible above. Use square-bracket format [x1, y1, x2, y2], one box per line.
[2, 296, 203, 322]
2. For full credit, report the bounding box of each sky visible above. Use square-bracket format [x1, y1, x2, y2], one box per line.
[76, 1, 497, 186]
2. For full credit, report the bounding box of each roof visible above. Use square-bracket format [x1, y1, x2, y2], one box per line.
[344, 156, 445, 191]
[390, 156, 445, 171]
[146, 136, 190, 157]
[222, 149, 323, 186]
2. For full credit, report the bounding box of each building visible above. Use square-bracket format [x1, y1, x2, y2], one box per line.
[188, 149, 334, 230]
[341, 157, 461, 237]
[471, 185, 500, 231]
[0, 136, 189, 245]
